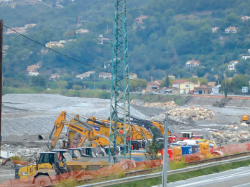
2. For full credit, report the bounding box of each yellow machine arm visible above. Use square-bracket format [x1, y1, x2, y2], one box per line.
[49, 111, 115, 150]
[151, 121, 172, 136]
[88, 116, 153, 140]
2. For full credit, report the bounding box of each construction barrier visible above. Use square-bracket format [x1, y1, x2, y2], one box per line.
[2, 142, 250, 187]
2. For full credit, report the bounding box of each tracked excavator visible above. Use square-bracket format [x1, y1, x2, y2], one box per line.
[85, 116, 153, 150]
[48, 111, 124, 151]
[130, 116, 178, 143]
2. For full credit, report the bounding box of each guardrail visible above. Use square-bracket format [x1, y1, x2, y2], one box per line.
[78, 155, 250, 187]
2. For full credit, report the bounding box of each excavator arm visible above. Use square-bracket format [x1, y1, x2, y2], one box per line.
[48, 111, 67, 150]
[88, 116, 152, 140]
[49, 111, 123, 150]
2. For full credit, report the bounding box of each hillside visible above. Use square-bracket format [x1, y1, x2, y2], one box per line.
[2, 0, 250, 85]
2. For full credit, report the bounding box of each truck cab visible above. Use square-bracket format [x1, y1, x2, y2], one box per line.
[16, 152, 65, 187]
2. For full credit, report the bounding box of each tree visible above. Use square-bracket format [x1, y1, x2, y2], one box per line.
[231, 74, 249, 93]
[145, 127, 163, 160]
[165, 73, 170, 87]
[31, 75, 46, 88]
[57, 81, 68, 89]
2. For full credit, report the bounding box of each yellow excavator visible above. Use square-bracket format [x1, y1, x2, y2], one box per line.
[85, 116, 153, 150]
[87, 116, 153, 140]
[48, 111, 124, 150]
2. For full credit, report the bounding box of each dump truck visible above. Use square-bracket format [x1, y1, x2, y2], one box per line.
[15, 151, 89, 187]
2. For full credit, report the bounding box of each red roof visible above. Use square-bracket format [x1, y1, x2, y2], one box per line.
[172, 80, 188, 84]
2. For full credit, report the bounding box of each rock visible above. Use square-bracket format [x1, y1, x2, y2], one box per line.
[240, 123, 248, 127]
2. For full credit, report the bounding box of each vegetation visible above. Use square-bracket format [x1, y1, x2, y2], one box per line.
[111, 159, 250, 187]
[11, 156, 22, 161]
[131, 93, 191, 105]
[212, 97, 232, 107]
[2, 0, 250, 91]
[145, 127, 164, 160]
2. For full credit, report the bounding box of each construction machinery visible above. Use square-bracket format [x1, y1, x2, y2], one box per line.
[86, 116, 152, 149]
[48, 111, 124, 151]
[15, 151, 89, 187]
[241, 115, 250, 124]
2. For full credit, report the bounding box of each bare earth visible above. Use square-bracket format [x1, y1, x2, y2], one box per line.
[0, 94, 248, 184]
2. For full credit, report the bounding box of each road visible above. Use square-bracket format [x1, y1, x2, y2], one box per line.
[154, 166, 250, 187]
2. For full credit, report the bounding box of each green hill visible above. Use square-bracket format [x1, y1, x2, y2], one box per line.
[2, 0, 250, 84]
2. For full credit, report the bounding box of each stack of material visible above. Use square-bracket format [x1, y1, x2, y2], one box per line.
[213, 123, 250, 143]
[167, 106, 216, 121]
[144, 101, 178, 109]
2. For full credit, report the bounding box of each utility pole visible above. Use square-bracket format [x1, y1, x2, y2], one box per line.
[0, 20, 3, 155]
[178, 74, 180, 95]
[109, 0, 131, 164]
[162, 114, 169, 187]
[94, 74, 95, 89]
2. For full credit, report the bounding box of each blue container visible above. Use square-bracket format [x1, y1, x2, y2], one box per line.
[181, 146, 192, 155]
[0, 135, 2, 141]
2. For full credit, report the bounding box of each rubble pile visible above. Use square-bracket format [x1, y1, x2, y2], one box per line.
[131, 99, 178, 110]
[144, 101, 178, 109]
[168, 106, 216, 121]
[15, 147, 49, 161]
[212, 123, 250, 144]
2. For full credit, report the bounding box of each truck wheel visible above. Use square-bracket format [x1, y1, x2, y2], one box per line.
[35, 176, 51, 187]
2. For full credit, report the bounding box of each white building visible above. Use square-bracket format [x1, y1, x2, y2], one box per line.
[76, 71, 95, 79]
[185, 59, 201, 68]
[99, 72, 112, 79]
[76, 29, 89, 34]
[212, 27, 219, 33]
[28, 71, 39, 76]
[225, 26, 237, 33]
[228, 60, 239, 71]
[212, 85, 221, 94]
[242, 55, 250, 60]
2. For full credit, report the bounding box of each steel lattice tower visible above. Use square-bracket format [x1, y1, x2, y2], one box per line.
[108, 0, 131, 164]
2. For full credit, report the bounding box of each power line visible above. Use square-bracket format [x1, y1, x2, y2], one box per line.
[3, 24, 107, 72]
[3, 24, 152, 86]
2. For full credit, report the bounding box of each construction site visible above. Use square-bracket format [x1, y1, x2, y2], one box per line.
[3, 0, 250, 186]
[1, 93, 250, 186]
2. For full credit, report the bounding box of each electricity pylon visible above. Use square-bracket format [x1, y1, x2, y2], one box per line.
[108, 0, 131, 164]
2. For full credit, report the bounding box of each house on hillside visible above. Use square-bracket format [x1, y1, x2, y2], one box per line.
[27, 64, 39, 72]
[50, 73, 60, 80]
[99, 72, 112, 79]
[24, 23, 36, 28]
[134, 15, 148, 24]
[172, 80, 195, 94]
[76, 71, 95, 79]
[225, 26, 237, 33]
[242, 54, 250, 60]
[185, 59, 201, 68]
[98, 35, 111, 44]
[228, 60, 239, 71]
[168, 75, 175, 80]
[76, 29, 89, 34]
[45, 41, 64, 48]
[129, 73, 137, 79]
[241, 16, 250, 22]
[28, 70, 39, 76]
[6, 27, 26, 35]
[212, 27, 219, 33]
